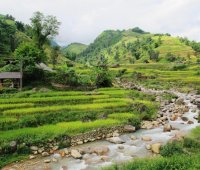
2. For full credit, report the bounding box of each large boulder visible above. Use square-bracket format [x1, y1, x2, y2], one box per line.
[163, 124, 172, 132]
[151, 143, 161, 154]
[91, 146, 109, 156]
[71, 149, 82, 159]
[107, 137, 125, 144]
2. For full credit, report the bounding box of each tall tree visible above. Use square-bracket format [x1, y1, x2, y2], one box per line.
[30, 12, 60, 49]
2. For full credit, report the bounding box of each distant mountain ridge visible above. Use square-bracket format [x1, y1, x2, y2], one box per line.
[74, 27, 199, 64]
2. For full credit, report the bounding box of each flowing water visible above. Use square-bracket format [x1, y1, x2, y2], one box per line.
[3, 90, 200, 170]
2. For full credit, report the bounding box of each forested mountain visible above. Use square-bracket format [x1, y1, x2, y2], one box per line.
[76, 27, 200, 64]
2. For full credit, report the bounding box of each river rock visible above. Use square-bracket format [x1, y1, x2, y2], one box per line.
[61, 166, 68, 170]
[163, 124, 172, 132]
[38, 148, 44, 154]
[42, 152, 49, 157]
[100, 156, 109, 161]
[187, 120, 194, 124]
[192, 109, 196, 113]
[183, 106, 189, 113]
[176, 98, 184, 105]
[71, 149, 82, 159]
[181, 117, 189, 122]
[151, 143, 161, 154]
[52, 158, 58, 162]
[141, 136, 152, 141]
[44, 159, 51, 163]
[53, 146, 59, 151]
[29, 155, 36, 159]
[112, 131, 120, 137]
[107, 137, 125, 144]
[124, 125, 136, 132]
[91, 146, 109, 156]
[145, 144, 151, 150]
[170, 114, 178, 121]
[194, 115, 198, 120]
[10, 141, 17, 148]
[130, 135, 137, 140]
[77, 141, 84, 145]
[30, 146, 38, 151]
[59, 151, 65, 157]
[64, 148, 70, 155]
[118, 145, 124, 150]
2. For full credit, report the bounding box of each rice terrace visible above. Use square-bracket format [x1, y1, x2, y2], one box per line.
[0, 0, 200, 170]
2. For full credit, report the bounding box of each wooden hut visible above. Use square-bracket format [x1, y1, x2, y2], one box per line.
[0, 72, 22, 89]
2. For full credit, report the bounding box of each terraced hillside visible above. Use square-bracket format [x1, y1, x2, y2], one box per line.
[76, 28, 199, 64]
[0, 88, 159, 167]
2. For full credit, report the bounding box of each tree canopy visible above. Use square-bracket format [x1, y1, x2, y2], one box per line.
[30, 11, 60, 49]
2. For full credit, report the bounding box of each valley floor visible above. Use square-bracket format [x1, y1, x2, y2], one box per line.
[0, 63, 200, 169]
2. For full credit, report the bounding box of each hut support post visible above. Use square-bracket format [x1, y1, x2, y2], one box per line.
[0, 79, 3, 88]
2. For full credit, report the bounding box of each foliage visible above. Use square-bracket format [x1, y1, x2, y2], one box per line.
[30, 11, 60, 49]
[0, 18, 16, 56]
[53, 66, 79, 86]
[131, 27, 148, 34]
[78, 30, 122, 63]
[50, 45, 60, 68]
[160, 141, 184, 157]
[93, 56, 113, 87]
[166, 52, 177, 62]
[14, 42, 46, 74]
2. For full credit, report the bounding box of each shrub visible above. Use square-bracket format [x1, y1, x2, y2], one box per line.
[116, 69, 127, 77]
[183, 137, 200, 149]
[166, 52, 177, 62]
[160, 141, 184, 157]
[0, 88, 18, 94]
[172, 64, 187, 71]
[53, 67, 79, 86]
[93, 57, 113, 88]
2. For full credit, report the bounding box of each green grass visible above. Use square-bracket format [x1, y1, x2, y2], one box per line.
[0, 95, 109, 104]
[104, 154, 200, 170]
[108, 113, 138, 120]
[113, 63, 200, 91]
[0, 103, 34, 111]
[0, 154, 28, 169]
[0, 119, 121, 145]
[0, 117, 17, 123]
[3, 101, 130, 116]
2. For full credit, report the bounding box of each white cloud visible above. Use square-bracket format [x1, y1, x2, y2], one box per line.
[0, 0, 199, 45]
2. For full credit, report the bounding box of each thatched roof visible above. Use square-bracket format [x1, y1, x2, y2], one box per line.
[0, 72, 22, 79]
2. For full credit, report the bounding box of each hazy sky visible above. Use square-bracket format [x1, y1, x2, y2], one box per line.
[0, 0, 200, 46]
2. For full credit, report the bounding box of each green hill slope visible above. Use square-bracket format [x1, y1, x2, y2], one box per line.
[77, 27, 199, 64]
[62, 43, 87, 55]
